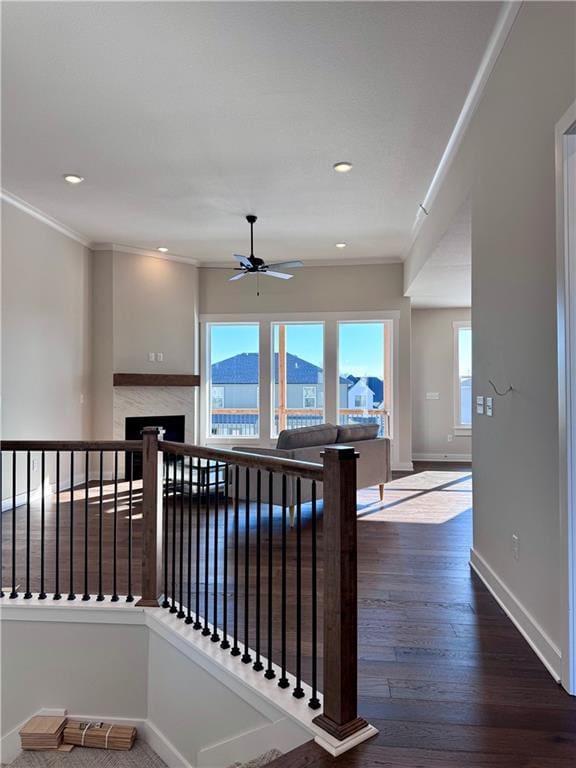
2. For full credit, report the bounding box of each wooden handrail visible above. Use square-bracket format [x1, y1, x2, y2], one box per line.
[0, 440, 143, 452]
[158, 440, 324, 482]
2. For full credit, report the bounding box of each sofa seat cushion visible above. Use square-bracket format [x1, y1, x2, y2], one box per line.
[276, 422, 338, 450]
[336, 423, 379, 443]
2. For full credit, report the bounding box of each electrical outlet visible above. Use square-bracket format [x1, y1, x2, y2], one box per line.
[512, 532, 520, 561]
[32, 459, 38, 472]
[476, 395, 485, 415]
[447, 434, 454, 443]
[157, 352, 164, 362]
[148, 352, 156, 362]
[486, 397, 494, 416]
[426, 392, 440, 400]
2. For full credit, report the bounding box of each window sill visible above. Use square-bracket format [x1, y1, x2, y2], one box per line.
[453, 426, 472, 437]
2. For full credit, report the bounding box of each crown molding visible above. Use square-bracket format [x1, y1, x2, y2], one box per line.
[91, 242, 199, 266]
[202, 255, 402, 269]
[1, 188, 91, 247]
[405, 1, 522, 254]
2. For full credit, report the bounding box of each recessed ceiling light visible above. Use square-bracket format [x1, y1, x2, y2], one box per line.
[63, 174, 84, 185]
[157, 247, 169, 253]
[335, 242, 347, 249]
[333, 162, 353, 173]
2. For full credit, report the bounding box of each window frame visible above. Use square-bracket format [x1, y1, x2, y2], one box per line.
[200, 311, 400, 463]
[453, 320, 472, 434]
[205, 321, 261, 440]
[302, 386, 317, 409]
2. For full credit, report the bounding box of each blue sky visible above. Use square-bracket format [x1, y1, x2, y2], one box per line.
[211, 322, 387, 378]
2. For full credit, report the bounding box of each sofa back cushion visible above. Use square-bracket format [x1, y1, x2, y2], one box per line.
[276, 422, 338, 450]
[336, 423, 379, 443]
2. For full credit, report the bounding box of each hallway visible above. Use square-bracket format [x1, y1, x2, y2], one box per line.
[273, 465, 576, 767]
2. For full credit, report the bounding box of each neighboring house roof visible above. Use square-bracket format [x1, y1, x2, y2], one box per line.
[213, 352, 345, 385]
[346, 375, 384, 405]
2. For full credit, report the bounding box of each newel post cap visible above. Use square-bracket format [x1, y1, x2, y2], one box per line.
[321, 445, 359, 460]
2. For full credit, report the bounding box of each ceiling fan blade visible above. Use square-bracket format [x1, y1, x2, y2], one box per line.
[229, 272, 249, 282]
[262, 270, 293, 280]
[266, 260, 304, 269]
[234, 254, 252, 268]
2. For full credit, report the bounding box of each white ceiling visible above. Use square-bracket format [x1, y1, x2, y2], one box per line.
[406, 201, 471, 308]
[2, 2, 500, 265]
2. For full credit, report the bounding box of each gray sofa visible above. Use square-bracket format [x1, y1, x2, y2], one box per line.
[232, 422, 391, 526]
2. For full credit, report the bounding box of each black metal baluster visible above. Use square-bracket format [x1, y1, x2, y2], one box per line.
[220, 463, 230, 649]
[96, 451, 104, 601]
[82, 451, 90, 601]
[24, 452, 32, 598]
[242, 468, 252, 664]
[170, 454, 177, 613]
[231, 464, 241, 656]
[202, 460, 211, 636]
[110, 451, 119, 602]
[211, 461, 220, 642]
[39, 451, 46, 599]
[54, 452, 61, 600]
[126, 452, 134, 603]
[178, 456, 185, 619]
[264, 471, 275, 680]
[185, 458, 193, 624]
[278, 474, 289, 688]
[293, 478, 304, 698]
[0, 452, 4, 598]
[309, 481, 320, 709]
[162, 456, 170, 608]
[193, 456, 202, 630]
[9, 451, 17, 599]
[67, 452, 76, 601]
[253, 469, 263, 671]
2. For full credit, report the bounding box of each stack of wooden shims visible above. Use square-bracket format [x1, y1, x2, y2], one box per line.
[63, 721, 136, 750]
[19, 716, 66, 750]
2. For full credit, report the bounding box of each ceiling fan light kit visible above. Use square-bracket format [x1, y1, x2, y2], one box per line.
[229, 215, 304, 294]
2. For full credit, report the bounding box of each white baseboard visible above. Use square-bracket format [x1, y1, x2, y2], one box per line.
[412, 453, 472, 462]
[469, 548, 562, 682]
[2, 471, 118, 512]
[391, 461, 414, 472]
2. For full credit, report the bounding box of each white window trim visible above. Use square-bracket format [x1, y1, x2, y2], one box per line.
[204, 321, 261, 441]
[453, 320, 472, 435]
[199, 310, 400, 467]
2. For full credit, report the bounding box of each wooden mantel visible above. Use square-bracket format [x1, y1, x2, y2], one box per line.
[113, 373, 200, 387]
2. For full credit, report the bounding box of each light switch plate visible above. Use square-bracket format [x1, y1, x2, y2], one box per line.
[486, 397, 493, 416]
[476, 395, 485, 415]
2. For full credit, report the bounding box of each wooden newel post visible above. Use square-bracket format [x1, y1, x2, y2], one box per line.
[313, 445, 368, 741]
[136, 426, 165, 607]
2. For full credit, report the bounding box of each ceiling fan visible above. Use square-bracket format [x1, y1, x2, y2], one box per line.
[229, 215, 304, 284]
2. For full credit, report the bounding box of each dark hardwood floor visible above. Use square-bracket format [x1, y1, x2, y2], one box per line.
[3, 460, 576, 766]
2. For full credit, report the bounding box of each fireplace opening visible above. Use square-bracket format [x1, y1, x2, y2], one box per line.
[125, 415, 185, 480]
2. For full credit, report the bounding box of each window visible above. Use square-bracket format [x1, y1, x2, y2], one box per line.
[338, 321, 392, 437]
[272, 322, 324, 437]
[455, 323, 472, 428]
[303, 386, 317, 409]
[211, 386, 224, 409]
[208, 323, 259, 437]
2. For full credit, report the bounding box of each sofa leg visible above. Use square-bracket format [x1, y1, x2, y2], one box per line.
[289, 505, 295, 528]
[379, 483, 385, 501]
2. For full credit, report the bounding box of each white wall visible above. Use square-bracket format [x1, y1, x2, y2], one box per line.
[412, 308, 471, 460]
[404, 3, 576, 677]
[0, 607, 311, 767]
[1, 202, 92, 441]
[199, 263, 412, 467]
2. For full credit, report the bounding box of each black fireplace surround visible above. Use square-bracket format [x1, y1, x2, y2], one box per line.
[125, 415, 185, 480]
